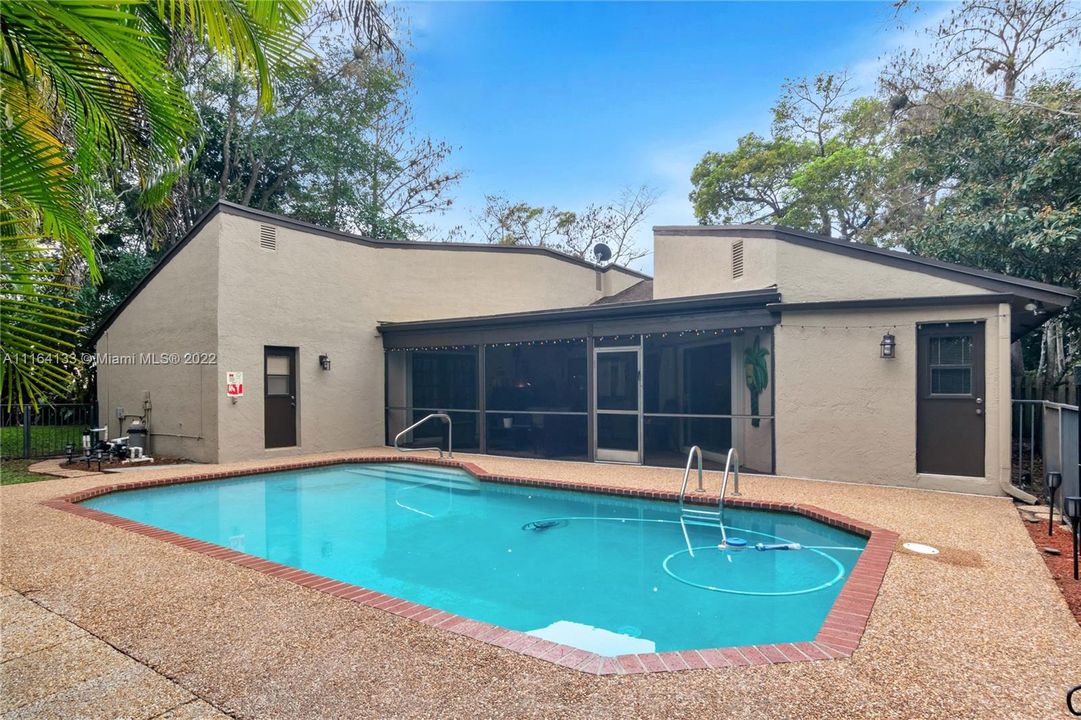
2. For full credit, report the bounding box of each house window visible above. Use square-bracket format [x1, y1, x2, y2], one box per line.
[929, 336, 973, 395]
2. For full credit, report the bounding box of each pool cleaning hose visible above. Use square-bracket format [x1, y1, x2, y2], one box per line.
[518, 515, 863, 596]
[755, 542, 801, 551]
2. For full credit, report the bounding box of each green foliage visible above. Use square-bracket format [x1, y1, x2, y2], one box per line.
[690, 73, 898, 243]
[1, 0, 310, 406]
[158, 31, 459, 243]
[900, 83, 1081, 377]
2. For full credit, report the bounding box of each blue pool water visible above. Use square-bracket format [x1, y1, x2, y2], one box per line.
[83, 463, 866, 655]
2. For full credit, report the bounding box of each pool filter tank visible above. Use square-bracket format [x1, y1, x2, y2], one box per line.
[127, 419, 148, 453]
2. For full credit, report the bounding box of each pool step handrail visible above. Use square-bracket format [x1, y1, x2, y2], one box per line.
[394, 413, 453, 458]
[677, 446, 742, 554]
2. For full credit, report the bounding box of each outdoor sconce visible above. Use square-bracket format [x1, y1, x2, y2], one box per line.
[1047, 472, 1063, 537]
[319, 354, 331, 371]
[880, 332, 897, 359]
[1065, 495, 1081, 581]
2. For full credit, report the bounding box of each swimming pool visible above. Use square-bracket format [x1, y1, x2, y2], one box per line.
[80, 462, 870, 657]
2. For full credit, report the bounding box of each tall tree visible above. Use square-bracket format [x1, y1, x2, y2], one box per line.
[900, 83, 1081, 387]
[475, 186, 658, 266]
[884, 0, 1081, 103]
[691, 73, 899, 243]
[148, 23, 459, 243]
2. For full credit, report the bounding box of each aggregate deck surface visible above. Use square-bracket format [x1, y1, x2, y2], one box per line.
[3, 449, 1079, 719]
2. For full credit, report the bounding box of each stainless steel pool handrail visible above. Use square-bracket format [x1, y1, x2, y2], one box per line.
[677, 446, 743, 554]
[394, 413, 452, 458]
[677, 445, 704, 513]
[720, 447, 741, 500]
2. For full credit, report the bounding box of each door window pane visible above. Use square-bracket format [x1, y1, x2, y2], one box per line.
[266, 375, 290, 395]
[596, 352, 638, 411]
[930, 336, 971, 365]
[931, 367, 971, 395]
[266, 355, 291, 375]
[929, 335, 974, 396]
[597, 413, 638, 451]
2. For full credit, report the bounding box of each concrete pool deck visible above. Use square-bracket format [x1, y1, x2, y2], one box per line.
[2, 448, 1079, 718]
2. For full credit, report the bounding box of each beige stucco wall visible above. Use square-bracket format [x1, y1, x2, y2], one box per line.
[95, 216, 220, 462]
[653, 230, 994, 302]
[773, 303, 1011, 494]
[213, 213, 642, 463]
[653, 233, 778, 300]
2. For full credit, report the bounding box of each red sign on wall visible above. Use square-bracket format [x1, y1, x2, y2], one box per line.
[226, 371, 244, 397]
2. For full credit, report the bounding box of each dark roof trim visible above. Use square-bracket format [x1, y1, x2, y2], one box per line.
[653, 224, 1077, 304]
[88, 202, 651, 344]
[378, 288, 781, 334]
[221, 202, 650, 279]
[769, 294, 1016, 313]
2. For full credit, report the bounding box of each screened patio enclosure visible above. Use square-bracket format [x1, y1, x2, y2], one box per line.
[381, 290, 777, 472]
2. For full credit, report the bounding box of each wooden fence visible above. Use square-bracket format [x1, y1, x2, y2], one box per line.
[1012, 371, 1079, 405]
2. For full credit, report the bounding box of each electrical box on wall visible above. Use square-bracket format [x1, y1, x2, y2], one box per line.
[115, 406, 124, 419]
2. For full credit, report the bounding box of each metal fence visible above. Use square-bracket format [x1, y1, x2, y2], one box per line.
[1013, 400, 1079, 518]
[0, 404, 98, 459]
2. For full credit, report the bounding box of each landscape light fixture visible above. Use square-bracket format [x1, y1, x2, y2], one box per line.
[319, 354, 331, 371]
[1047, 472, 1062, 537]
[1065, 496, 1081, 581]
[880, 332, 896, 359]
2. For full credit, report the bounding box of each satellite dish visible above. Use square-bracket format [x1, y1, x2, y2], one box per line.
[592, 243, 612, 264]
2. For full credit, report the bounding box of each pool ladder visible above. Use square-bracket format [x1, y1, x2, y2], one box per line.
[394, 413, 453, 458]
[677, 446, 741, 555]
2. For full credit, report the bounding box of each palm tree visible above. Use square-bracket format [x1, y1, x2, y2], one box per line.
[1, 1, 393, 406]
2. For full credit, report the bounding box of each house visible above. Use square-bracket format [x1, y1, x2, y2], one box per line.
[91, 201, 1076, 495]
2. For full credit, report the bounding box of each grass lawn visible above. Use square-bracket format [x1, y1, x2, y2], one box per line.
[0, 459, 55, 486]
[0, 424, 85, 460]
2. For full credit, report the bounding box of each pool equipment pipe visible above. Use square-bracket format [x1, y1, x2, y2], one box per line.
[1047, 472, 1062, 537]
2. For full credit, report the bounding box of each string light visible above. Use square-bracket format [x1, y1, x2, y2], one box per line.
[388, 315, 1005, 352]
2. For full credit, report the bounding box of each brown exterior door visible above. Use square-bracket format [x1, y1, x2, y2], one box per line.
[265, 347, 297, 448]
[916, 323, 985, 476]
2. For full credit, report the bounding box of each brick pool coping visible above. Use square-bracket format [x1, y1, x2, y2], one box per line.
[42, 455, 898, 675]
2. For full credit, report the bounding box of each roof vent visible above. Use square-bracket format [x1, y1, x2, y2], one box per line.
[259, 224, 277, 251]
[732, 240, 744, 278]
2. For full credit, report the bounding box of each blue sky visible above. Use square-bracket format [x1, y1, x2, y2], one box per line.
[399, 1, 935, 271]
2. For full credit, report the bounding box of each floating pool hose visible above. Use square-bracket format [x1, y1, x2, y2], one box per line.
[519, 515, 863, 596]
[755, 542, 801, 551]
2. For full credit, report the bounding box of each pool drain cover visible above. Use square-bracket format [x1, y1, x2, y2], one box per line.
[902, 542, 939, 555]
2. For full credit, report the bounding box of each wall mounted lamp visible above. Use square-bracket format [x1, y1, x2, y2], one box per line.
[880, 332, 897, 359]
